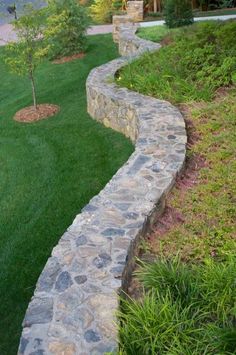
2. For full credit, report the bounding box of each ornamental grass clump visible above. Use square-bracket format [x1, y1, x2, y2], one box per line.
[119, 257, 236, 354]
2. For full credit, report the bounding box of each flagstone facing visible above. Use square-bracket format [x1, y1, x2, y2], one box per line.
[18, 19, 187, 355]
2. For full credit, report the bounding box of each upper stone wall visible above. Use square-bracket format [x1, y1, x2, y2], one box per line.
[18, 19, 187, 355]
[126, 1, 144, 22]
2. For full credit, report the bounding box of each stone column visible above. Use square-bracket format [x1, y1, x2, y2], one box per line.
[127, 1, 144, 22]
[112, 15, 133, 43]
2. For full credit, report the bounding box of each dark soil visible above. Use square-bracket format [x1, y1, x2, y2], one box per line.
[14, 104, 60, 123]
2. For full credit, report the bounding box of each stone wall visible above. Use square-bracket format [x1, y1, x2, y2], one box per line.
[112, 15, 133, 44]
[126, 1, 144, 22]
[18, 20, 187, 355]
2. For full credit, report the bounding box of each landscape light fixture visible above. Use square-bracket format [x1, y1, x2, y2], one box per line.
[7, 3, 17, 20]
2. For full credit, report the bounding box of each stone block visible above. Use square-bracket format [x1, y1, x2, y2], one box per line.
[127, 1, 144, 22]
[112, 15, 133, 43]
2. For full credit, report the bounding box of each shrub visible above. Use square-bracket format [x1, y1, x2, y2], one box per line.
[90, 0, 113, 23]
[218, 0, 234, 8]
[90, 0, 124, 24]
[45, 0, 90, 58]
[164, 0, 194, 28]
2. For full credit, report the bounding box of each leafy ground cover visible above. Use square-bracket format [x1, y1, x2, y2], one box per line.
[117, 21, 236, 354]
[0, 34, 133, 355]
[118, 21, 236, 103]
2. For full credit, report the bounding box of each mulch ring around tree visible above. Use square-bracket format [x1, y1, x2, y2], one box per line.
[52, 53, 85, 64]
[14, 104, 60, 123]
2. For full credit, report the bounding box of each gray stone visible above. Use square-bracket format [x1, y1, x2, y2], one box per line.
[84, 330, 101, 343]
[101, 228, 125, 237]
[91, 342, 116, 355]
[74, 275, 87, 284]
[93, 253, 112, 269]
[123, 212, 139, 220]
[19, 337, 29, 354]
[114, 202, 131, 211]
[76, 235, 88, 247]
[110, 265, 124, 278]
[82, 204, 98, 212]
[128, 155, 151, 175]
[151, 162, 165, 173]
[55, 271, 73, 292]
[167, 134, 176, 140]
[23, 298, 53, 327]
[37, 257, 60, 292]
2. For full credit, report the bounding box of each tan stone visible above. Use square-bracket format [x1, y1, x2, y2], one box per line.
[112, 15, 133, 43]
[103, 117, 110, 127]
[49, 341, 76, 355]
[127, 1, 144, 22]
[63, 252, 74, 265]
[88, 294, 118, 319]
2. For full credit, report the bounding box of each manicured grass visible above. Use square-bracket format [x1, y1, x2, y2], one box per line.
[0, 34, 133, 355]
[117, 21, 236, 354]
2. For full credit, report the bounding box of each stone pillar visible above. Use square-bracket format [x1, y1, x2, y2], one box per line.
[127, 1, 144, 22]
[112, 15, 133, 43]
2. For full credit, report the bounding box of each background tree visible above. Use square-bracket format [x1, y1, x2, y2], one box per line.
[90, 0, 125, 24]
[164, 0, 194, 28]
[4, 5, 49, 109]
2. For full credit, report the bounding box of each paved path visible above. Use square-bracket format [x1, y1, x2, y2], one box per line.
[1, 14, 236, 46]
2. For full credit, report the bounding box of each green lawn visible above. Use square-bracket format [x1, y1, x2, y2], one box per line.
[117, 22, 236, 354]
[0, 34, 133, 355]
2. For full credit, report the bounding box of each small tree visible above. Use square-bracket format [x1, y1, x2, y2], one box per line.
[45, 0, 90, 59]
[164, 0, 194, 28]
[4, 5, 49, 109]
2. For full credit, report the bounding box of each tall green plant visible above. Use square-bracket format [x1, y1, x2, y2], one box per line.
[164, 0, 194, 28]
[90, 0, 113, 23]
[90, 0, 124, 24]
[45, 0, 90, 58]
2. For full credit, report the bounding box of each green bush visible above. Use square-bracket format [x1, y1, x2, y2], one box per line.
[45, 0, 90, 58]
[164, 0, 194, 28]
[90, 0, 113, 23]
[89, 0, 124, 24]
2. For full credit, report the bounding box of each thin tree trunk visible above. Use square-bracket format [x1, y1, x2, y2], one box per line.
[154, 0, 157, 13]
[29, 70, 37, 110]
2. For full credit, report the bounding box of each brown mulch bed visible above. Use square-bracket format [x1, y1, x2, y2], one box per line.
[14, 104, 60, 123]
[53, 53, 85, 64]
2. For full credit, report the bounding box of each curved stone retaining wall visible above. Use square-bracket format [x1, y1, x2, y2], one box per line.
[19, 21, 187, 355]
